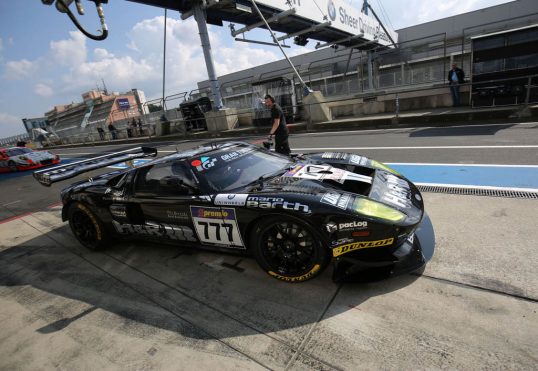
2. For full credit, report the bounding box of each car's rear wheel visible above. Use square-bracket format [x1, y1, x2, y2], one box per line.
[250, 216, 329, 282]
[8, 161, 17, 172]
[67, 202, 108, 250]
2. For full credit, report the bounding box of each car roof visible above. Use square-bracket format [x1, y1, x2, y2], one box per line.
[155, 141, 253, 164]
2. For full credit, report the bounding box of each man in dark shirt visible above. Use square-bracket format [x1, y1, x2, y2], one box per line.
[264, 94, 290, 156]
[447, 63, 465, 107]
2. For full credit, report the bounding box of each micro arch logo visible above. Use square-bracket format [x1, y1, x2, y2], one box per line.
[327, 0, 337, 21]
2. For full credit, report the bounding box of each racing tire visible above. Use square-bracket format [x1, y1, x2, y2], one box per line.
[250, 216, 329, 283]
[67, 202, 109, 251]
[8, 161, 17, 172]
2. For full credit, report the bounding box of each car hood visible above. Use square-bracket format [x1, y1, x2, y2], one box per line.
[259, 156, 424, 224]
[25, 151, 55, 160]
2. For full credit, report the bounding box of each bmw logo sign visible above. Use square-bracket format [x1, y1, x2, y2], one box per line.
[327, 0, 337, 21]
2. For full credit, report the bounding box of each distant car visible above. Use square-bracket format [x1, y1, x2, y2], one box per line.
[34, 142, 426, 283]
[0, 147, 60, 173]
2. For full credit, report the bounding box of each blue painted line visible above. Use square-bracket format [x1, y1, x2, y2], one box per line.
[388, 163, 538, 189]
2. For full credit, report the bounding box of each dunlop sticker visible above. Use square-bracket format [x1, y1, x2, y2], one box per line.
[332, 238, 394, 257]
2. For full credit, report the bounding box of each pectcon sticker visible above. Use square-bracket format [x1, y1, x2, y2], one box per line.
[190, 206, 244, 248]
[191, 157, 217, 171]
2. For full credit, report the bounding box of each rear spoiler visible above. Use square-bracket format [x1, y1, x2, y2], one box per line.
[33, 146, 158, 187]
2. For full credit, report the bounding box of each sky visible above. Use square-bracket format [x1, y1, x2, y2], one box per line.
[0, 0, 514, 138]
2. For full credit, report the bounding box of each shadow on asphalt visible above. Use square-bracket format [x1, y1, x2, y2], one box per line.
[409, 124, 514, 137]
[0, 219, 434, 341]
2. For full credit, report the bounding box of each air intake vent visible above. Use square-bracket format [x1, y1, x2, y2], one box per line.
[417, 185, 538, 199]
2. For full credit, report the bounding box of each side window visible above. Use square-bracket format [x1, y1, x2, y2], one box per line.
[134, 161, 198, 197]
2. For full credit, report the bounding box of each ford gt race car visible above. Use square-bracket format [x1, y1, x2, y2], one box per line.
[0, 147, 60, 173]
[34, 142, 426, 283]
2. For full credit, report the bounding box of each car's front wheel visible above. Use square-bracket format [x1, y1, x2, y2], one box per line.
[8, 161, 17, 172]
[250, 216, 329, 282]
[67, 202, 109, 250]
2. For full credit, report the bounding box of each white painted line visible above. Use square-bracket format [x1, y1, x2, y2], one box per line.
[2, 200, 21, 207]
[56, 152, 94, 156]
[416, 182, 538, 193]
[387, 163, 538, 168]
[294, 145, 538, 150]
[295, 121, 538, 136]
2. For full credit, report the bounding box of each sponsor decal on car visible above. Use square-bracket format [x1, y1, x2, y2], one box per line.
[325, 221, 338, 233]
[339, 220, 368, 231]
[191, 157, 217, 171]
[246, 196, 311, 213]
[379, 173, 413, 209]
[349, 154, 368, 166]
[112, 221, 196, 241]
[214, 193, 249, 206]
[220, 147, 253, 161]
[190, 206, 245, 248]
[321, 192, 352, 210]
[330, 238, 354, 247]
[322, 152, 349, 160]
[109, 205, 127, 218]
[332, 238, 394, 257]
[284, 164, 372, 184]
[166, 210, 189, 220]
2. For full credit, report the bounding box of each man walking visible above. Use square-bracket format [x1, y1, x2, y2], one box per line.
[264, 94, 290, 156]
[448, 63, 465, 107]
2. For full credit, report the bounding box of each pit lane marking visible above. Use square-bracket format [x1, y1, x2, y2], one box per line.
[2, 200, 21, 207]
[295, 121, 538, 136]
[294, 145, 538, 150]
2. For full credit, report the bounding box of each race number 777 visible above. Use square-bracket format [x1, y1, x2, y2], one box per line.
[197, 221, 233, 242]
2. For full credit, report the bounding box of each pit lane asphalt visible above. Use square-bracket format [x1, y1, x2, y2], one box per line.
[0, 122, 537, 369]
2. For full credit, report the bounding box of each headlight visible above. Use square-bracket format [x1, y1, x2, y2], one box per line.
[354, 198, 405, 222]
[370, 160, 400, 175]
[19, 156, 28, 160]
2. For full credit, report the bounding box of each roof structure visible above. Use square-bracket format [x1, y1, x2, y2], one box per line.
[126, 0, 394, 50]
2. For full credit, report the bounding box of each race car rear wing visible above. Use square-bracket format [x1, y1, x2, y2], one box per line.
[33, 146, 158, 187]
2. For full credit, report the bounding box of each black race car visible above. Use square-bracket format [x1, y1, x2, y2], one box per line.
[34, 142, 426, 283]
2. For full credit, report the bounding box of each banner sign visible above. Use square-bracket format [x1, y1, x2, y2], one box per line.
[255, 0, 396, 46]
[117, 98, 131, 110]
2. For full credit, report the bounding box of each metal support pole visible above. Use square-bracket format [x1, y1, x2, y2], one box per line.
[193, 1, 223, 109]
[249, 0, 311, 95]
[367, 51, 374, 90]
[162, 8, 167, 105]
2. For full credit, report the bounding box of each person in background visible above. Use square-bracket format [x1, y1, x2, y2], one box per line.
[16, 139, 27, 147]
[264, 94, 290, 156]
[447, 62, 465, 107]
[97, 127, 105, 141]
[137, 118, 144, 136]
[108, 123, 118, 140]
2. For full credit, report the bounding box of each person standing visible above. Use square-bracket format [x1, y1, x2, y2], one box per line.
[108, 123, 118, 140]
[448, 63, 465, 107]
[137, 118, 144, 136]
[97, 127, 105, 141]
[264, 94, 290, 156]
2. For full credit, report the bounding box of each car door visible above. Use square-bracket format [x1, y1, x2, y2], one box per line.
[111, 160, 201, 245]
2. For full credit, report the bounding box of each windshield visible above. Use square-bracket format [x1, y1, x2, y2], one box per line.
[191, 145, 293, 192]
[7, 148, 32, 156]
